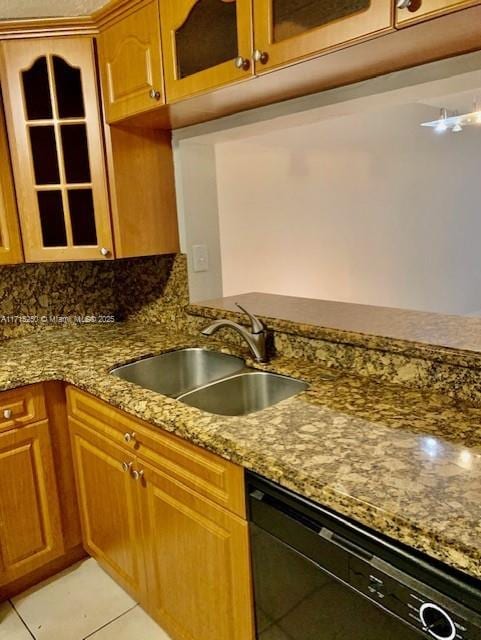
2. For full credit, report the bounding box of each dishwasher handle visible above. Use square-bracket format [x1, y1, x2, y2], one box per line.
[250, 487, 373, 563]
[319, 527, 373, 562]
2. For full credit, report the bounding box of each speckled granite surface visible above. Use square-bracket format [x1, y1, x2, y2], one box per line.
[188, 295, 481, 407]
[190, 292, 481, 368]
[0, 254, 184, 339]
[3, 321, 481, 580]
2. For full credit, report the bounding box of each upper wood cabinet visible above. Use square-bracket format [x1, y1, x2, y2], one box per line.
[0, 93, 23, 265]
[0, 35, 178, 262]
[253, 1, 394, 73]
[97, 0, 165, 123]
[0, 37, 114, 263]
[396, 0, 481, 25]
[160, 0, 254, 102]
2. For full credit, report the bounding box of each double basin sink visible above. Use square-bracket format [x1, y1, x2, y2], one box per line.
[111, 348, 309, 416]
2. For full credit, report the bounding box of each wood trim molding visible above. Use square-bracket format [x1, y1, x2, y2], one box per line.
[93, 0, 153, 30]
[0, 0, 151, 39]
[0, 15, 97, 39]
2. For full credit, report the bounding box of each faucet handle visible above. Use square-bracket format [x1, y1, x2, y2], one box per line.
[235, 303, 265, 334]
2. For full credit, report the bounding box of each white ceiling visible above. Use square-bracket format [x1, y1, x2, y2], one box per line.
[0, 0, 109, 19]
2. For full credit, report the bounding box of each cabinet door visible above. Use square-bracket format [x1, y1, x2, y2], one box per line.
[0, 421, 64, 586]
[253, 1, 393, 72]
[0, 37, 113, 262]
[98, 0, 165, 123]
[396, 0, 481, 25]
[160, 0, 254, 102]
[140, 461, 254, 640]
[69, 419, 146, 601]
[0, 93, 23, 265]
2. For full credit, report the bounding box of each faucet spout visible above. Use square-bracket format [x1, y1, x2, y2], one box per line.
[201, 306, 268, 362]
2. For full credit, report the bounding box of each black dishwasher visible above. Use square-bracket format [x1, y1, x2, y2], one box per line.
[247, 472, 481, 640]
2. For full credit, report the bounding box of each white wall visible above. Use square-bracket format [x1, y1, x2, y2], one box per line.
[174, 142, 223, 301]
[214, 103, 481, 315]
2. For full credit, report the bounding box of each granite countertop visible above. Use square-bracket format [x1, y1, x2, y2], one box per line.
[189, 291, 481, 368]
[4, 321, 481, 580]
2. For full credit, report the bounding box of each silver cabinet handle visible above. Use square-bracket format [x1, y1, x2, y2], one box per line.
[396, 0, 412, 8]
[123, 432, 136, 444]
[132, 469, 144, 481]
[253, 50, 269, 65]
[121, 461, 133, 473]
[100, 247, 110, 257]
[3, 409, 12, 419]
[149, 89, 161, 100]
[234, 56, 250, 71]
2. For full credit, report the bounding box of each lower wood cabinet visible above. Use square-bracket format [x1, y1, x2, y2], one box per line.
[141, 461, 254, 640]
[69, 419, 147, 600]
[0, 383, 83, 598]
[0, 420, 64, 586]
[67, 386, 254, 640]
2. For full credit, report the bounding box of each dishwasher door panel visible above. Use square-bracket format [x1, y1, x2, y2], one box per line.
[251, 523, 423, 640]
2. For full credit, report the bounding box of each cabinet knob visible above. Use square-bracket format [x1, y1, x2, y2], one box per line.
[3, 408, 12, 419]
[253, 50, 269, 65]
[149, 89, 161, 101]
[132, 469, 144, 481]
[121, 461, 133, 473]
[100, 247, 110, 257]
[123, 431, 136, 444]
[234, 56, 250, 71]
[396, 0, 412, 8]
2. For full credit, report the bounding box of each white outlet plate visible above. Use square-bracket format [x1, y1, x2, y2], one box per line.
[192, 244, 209, 272]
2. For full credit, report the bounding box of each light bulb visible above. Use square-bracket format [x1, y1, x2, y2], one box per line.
[452, 122, 463, 133]
[435, 121, 447, 133]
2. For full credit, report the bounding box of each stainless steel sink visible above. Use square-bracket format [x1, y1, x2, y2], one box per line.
[178, 371, 308, 416]
[110, 348, 246, 397]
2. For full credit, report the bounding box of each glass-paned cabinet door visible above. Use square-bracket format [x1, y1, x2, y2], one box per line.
[0, 94, 23, 265]
[253, 1, 393, 72]
[0, 38, 113, 262]
[396, 0, 481, 26]
[160, 0, 254, 102]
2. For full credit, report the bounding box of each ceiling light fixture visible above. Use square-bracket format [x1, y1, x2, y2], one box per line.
[421, 103, 481, 133]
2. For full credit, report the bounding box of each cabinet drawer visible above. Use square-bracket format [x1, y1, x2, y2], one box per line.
[0, 384, 46, 432]
[67, 387, 246, 518]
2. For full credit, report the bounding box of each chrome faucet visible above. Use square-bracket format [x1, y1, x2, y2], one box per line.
[201, 303, 268, 362]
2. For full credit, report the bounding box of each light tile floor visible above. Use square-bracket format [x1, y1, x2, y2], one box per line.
[1, 559, 171, 640]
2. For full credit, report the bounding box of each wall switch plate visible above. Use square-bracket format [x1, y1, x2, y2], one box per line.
[192, 244, 209, 272]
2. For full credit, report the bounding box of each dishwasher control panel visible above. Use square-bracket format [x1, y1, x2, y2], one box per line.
[349, 556, 481, 640]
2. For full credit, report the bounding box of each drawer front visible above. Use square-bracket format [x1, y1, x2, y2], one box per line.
[0, 384, 46, 432]
[67, 387, 246, 518]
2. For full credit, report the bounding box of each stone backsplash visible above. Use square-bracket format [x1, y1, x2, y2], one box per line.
[186, 304, 481, 408]
[0, 253, 189, 339]
[3, 252, 481, 408]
